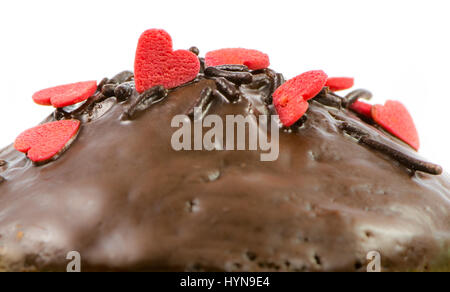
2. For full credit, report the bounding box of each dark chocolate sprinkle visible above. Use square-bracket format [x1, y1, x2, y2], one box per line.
[214, 65, 249, 72]
[345, 89, 373, 108]
[213, 77, 240, 102]
[262, 69, 277, 94]
[212, 89, 228, 103]
[339, 121, 442, 175]
[97, 78, 109, 92]
[114, 82, 135, 102]
[90, 94, 109, 106]
[275, 73, 285, 90]
[186, 87, 214, 119]
[291, 115, 308, 129]
[189, 46, 200, 56]
[247, 74, 271, 90]
[314, 88, 343, 108]
[339, 122, 369, 139]
[122, 86, 167, 121]
[328, 90, 346, 101]
[204, 67, 253, 85]
[359, 136, 443, 175]
[199, 58, 205, 74]
[245, 73, 273, 104]
[108, 71, 134, 85]
[70, 93, 109, 117]
[53, 108, 71, 121]
[101, 84, 117, 98]
[263, 69, 284, 95]
[0, 160, 6, 167]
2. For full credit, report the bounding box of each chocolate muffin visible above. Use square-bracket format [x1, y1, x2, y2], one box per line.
[0, 30, 449, 272]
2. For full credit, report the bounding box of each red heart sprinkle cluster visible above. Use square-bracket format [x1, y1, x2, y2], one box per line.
[134, 29, 200, 93]
[273, 70, 328, 127]
[372, 100, 420, 150]
[350, 100, 372, 119]
[32, 81, 97, 108]
[205, 48, 270, 71]
[326, 77, 354, 91]
[14, 120, 81, 163]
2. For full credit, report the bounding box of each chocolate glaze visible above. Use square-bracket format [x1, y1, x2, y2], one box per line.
[0, 71, 449, 272]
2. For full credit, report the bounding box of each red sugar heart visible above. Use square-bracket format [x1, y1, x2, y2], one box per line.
[14, 120, 81, 163]
[325, 77, 354, 91]
[274, 97, 309, 127]
[205, 48, 270, 71]
[273, 70, 327, 127]
[350, 100, 372, 119]
[134, 29, 200, 93]
[372, 100, 420, 150]
[32, 81, 97, 108]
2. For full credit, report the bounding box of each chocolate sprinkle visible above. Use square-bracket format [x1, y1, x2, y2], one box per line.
[199, 58, 205, 74]
[114, 82, 135, 102]
[247, 74, 271, 89]
[359, 136, 443, 175]
[345, 89, 373, 108]
[266, 69, 285, 94]
[101, 84, 117, 98]
[204, 67, 253, 85]
[53, 108, 72, 121]
[186, 87, 214, 119]
[97, 78, 109, 92]
[122, 86, 167, 120]
[274, 73, 285, 90]
[291, 115, 308, 129]
[214, 65, 249, 72]
[244, 74, 272, 104]
[0, 160, 6, 167]
[189, 46, 200, 56]
[90, 94, 109, 107]
[339, 122, 369, 139]
[108, 71, 134, 84]
[212, 89, 228, 103]
[212, 77, 240, 102]
[339, 122, 442, 175]
[314, 88, 343, 108]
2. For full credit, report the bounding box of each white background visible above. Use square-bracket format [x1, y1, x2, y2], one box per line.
[1, 0, 449, 169]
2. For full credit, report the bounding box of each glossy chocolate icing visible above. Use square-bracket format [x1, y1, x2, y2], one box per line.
[0, 71, 449, 272]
